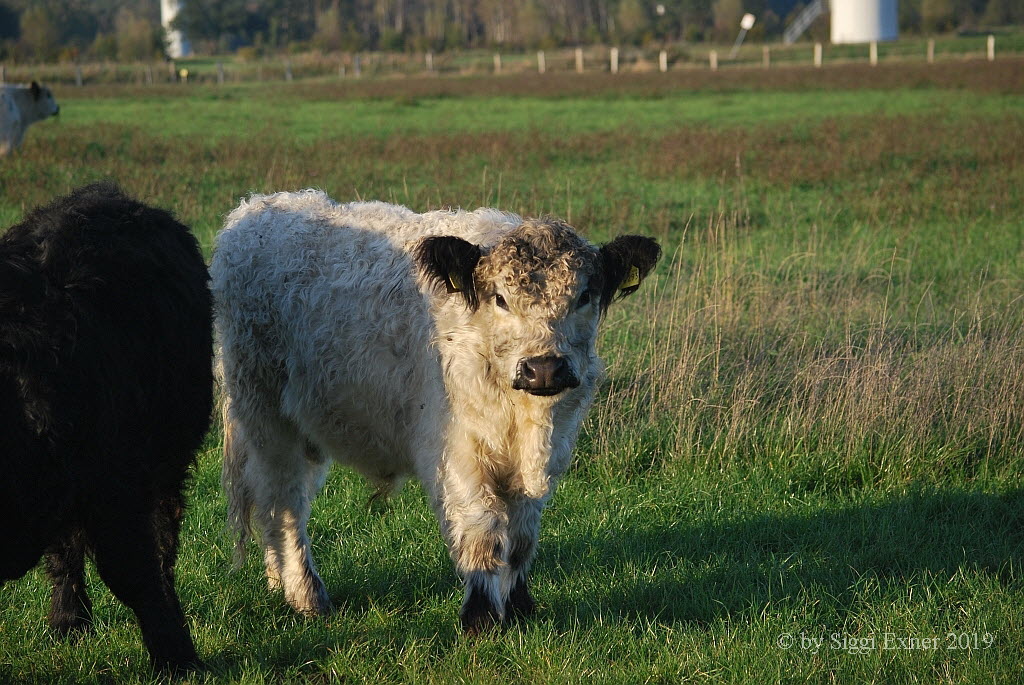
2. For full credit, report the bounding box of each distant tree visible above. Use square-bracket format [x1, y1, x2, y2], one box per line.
[420, 0, 445, 47]
[954, 0, 987, 24]
[899, 0, 923, 33]
[981, 0, 1020, 25]
[922, 0, 957, 32]
[443, 21, 466, 50]
[712, 0, 744, 41]
[115, 8, 162, 61]
[616, 0, 649, 44]
[312, 3, 343, 52]
[675, 0, 713, 42]
[517, 0, 550, 48]
[380, 28, 406, 50]
[91, 31, 117, 60]
[172, 0, 276, 48]
[19, 5, 59, 61]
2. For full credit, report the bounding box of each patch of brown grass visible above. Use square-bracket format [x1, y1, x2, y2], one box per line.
[56, 57, 1024, 102]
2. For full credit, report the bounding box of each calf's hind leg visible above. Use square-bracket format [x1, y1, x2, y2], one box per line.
[89, 498, 199, 672]
[153, 488, 189, 607]
[45, 529, 92, 635]
[245, 426, 333, 616]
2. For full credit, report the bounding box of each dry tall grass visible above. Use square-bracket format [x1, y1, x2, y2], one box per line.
[594, 209, 1023, 490]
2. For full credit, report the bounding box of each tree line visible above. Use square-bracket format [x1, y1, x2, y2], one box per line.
[1, 0, 1020, 62]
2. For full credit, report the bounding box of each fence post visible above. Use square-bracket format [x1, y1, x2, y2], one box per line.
[354, 54, 362, 78]
[284, 60, 293, 81]
[870, 40, 878, 66]
[575, 47, 584, 74]
[537, 50, 545, 74]
[217, 61, 225, 84]
[0, 64, 5, 83]
[426, 51, 433, 72]
[168, 60, 176, 81]
[145, 64, 153, 85]
[927, 39, 935, 63]
[610, 47, 618, 74]
[75, 65, 83, 87]
[762, 46, 770, 68]
[659, 50, 668, 73]
[814, 42, 822, 67]
[494, 53, 501, 74]
[709, 50, 718, 70]
[987, 34, 995, 61]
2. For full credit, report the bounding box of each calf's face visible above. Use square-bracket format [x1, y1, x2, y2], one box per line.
[418, 220, 660, 399]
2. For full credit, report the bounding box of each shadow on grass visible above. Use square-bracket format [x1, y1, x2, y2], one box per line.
[540, 487, 1024, 629]
[21, 487, 1006, 681]
[188, 487, 1024, 679]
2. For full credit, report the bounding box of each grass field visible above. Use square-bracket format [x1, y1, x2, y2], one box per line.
[1, 58, 1023, 683]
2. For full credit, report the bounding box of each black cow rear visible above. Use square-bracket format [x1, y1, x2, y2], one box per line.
[0, 183, 213, 672]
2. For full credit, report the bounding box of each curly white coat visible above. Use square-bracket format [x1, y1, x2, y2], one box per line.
[212, 189, 658, 630]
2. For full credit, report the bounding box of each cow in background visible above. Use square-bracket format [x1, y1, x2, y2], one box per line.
[1, 81, 59, 156]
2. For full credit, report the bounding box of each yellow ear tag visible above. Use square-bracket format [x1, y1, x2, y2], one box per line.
[447, 271, 464, 293]
[620, 265, 641, 290]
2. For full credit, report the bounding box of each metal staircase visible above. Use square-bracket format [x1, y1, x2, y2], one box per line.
[784, 0, 828, 44]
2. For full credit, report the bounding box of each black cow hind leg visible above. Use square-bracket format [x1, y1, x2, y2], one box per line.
[89, 504, 200, 673]
[45, 529, 92, 635]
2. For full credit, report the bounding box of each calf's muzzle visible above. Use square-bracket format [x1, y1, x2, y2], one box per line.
[513, 356, 580, 396]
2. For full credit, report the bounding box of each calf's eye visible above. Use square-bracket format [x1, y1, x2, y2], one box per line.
[494, 293, 509, 310]
[577, 291, 592, 309]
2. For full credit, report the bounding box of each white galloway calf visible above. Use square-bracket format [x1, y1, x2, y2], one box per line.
[0, 82, 59, 156]
[212, 190, 660, 633]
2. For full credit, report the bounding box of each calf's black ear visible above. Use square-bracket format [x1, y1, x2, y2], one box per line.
[416, 236, 483, 310]
[598, 235, 661, 314]
[30, 81, 41, 99]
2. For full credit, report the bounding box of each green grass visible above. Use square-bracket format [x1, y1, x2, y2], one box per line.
[44, 82, 1024, 142]
[1, 61, 1023, 683]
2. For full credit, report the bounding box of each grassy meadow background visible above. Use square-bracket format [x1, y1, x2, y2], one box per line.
[1, 58, 1023, 683]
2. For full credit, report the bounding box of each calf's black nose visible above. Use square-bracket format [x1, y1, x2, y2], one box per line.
[513, 356, 580, 396]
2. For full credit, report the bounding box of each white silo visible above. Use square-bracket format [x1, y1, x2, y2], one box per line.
[161, 0, 192, 58]
[830, 0, 898, 44]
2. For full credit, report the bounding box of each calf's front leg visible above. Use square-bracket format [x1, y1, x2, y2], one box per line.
[440, 477, 510, 634]
[450, 494, 544, 632]
[504, 495, 543, 619]
[453, 509, 509, 634]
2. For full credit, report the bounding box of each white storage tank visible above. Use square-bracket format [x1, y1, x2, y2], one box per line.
[831, 0, 898, 44]
[161, 0, 192, 58]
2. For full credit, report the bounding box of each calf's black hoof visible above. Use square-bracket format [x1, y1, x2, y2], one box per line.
[460, 589, 500, 636]
[505, 579, 536, 619]
[49, 612, 93, 637]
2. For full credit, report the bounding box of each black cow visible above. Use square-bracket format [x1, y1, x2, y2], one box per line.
[0, 183, 213, 672]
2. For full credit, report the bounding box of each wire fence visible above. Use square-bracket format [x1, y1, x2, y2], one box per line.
[2, 34, 1021, 87]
